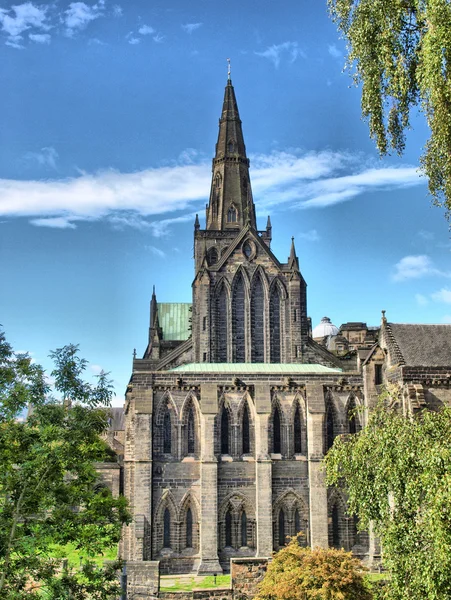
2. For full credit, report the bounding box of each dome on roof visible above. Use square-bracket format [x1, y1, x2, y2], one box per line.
[312, 316, 339, 339]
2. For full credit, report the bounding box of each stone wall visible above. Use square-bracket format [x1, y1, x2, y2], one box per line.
[127, 561, 160, 599]
[231, 557, 269, 600]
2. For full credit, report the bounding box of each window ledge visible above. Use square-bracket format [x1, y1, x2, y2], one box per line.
[294, 454, 307, 461]
[241, 454, 255, 462]
[220, 454, 233, 462]
[182, 456, 196, 462]
[270, 453, 282, 460]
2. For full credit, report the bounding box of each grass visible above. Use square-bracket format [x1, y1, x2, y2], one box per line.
[47, 542, 118, 567]
[160, 574, 230, 592]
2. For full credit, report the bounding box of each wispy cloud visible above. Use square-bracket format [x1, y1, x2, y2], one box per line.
[418, 230, 435, 241]
[128, 23, 163, 44]
[392, 255, 451, 282]
[181, 22, 202, 34]
[30, 216, 78, 229]
[328, 44, 342, 58]
[138, 24, 154, 35]
[298, 229, 320, 242]
[29, 32, 50, 43]
[431, 288, 451, 303]
[0, 2, 49, 48]
[112, 4, 122, 17]
[64, 1, 104, 36]
[255, 41, 305, 68]
[146, 245, 166, 258]
[127, 35, 139, 44]
[415, 293, 429, 306]
[23, 146, 58, 169]
[0, 149, 426, 234]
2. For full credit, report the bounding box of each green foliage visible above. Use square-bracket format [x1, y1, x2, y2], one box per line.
[324, 394, 451, 599]
[328, 0, 451, 216]
[255, 538, 372, 600]
[0, 331, 130, 599]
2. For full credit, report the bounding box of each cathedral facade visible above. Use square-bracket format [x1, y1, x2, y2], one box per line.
[120, 78, 451, 577]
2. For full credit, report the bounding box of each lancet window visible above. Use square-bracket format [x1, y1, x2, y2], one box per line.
[221, 406, 230, 454]
[294, 404, 302, 454]
[273, 406, 281, 454]
[163, 409, 171, 454]
[278, 509, 286, 547]
[186, 508, 193, 548]
[227, 206, 237, 223]
[270, 285, 281, 362]
[251, 275, 264, 362]
[216, 283, 228, 362]
[241, 511, 247, 547]
[232, 272, 245, 362]
[163, 508, 171, 548]
[187, 406, 195, 454]
[242, 404, 250, 454]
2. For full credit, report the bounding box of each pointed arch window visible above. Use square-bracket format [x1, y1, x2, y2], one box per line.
[163, 508, 171, 548]
[225, 509, 233, 547]
[347, 400, 357, 434]
[228, 139, 235, 153]
[208, 247, 218, 266]
[186, 507, 193, 548]
[270, 286, 282, 363]
[241, 511, 247, 547]
[163, 408, 171, 454]
[294, 508, 301, 536]
[251, 275, 264, 362]
[294, 405, 302, 454]
[227, 206, 237, 223]
[216, 283, 228, 362]
[242, 404, 250, 454]
[273, 406, 281, 454]
[187, 406, 195, 454]
[278, 509, 286, 546]
[232, 272, 245, 362]
[221, 406, 229, 454]
[332, 504, 340, 548]
[214, 173, 222, 188]
[326, 404, 335, 452]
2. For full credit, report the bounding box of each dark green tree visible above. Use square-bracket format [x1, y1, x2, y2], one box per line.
[324, 391, 451, 600]
[328, 0, 451, 216]
[0, 331, 130, 599]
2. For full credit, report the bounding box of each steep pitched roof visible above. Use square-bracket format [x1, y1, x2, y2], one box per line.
[387, 323, 451, 367]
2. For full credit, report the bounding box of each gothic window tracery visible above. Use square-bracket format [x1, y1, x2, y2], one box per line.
[270, 285, 281, 362]
[187, 406, 195, 454]
[208, 247, 218, 265]
[251, 275, 264, 362]
[216, 283, 228, 362]
[186, 507, 193, 548]
[163, 508, 171, 548]
[325, 399, 336, 453]
[241, 511, 247, 547]
[331, 504, 340, 548]
[227, 206, 237, 223]
[242, 403, 250, 454]
[163, 408, 171, 454]
[278, 509, 286, 546]
[225, 509, 233, 547]
[273, 406, 282, 454]
[221, 406, 230, 454]
[294, 404, 302, 454]
[232, 272, 245, 362]
[294, 508, 301, 536]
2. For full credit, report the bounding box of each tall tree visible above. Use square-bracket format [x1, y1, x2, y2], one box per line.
[324, 393, 451, 600]
[255, 537, 373, 600]
[328, 0, 451, 216]
[0, 332, 129, 599]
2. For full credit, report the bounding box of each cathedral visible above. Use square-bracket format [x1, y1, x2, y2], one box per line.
[118, 76, 451, 580]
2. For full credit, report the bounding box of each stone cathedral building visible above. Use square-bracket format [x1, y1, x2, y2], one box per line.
[120, 77, 451, 578]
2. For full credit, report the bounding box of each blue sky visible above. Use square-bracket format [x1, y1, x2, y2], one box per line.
[0, 0, 450, 404]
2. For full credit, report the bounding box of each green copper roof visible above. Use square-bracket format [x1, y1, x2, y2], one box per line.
[169, 363, 342, 373]
[158, 303, 192, 341]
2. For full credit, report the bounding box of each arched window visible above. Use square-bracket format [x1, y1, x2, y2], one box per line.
[187, 406, 195, 454]
[332, 504, 340, 548]
[294, 405, 302, 454]
[214, 173, 221, 188]
[216, 283, 228, 362]
[186, 507, 193, 548]
[251, 275, 264, 362]
[294, 508, 301, 536]
[221, 406, 229, 454]
[163, 508, 171, 548]
[270, 286, 281, 363]
[208, 247, 218, 266]
[225, 509, 233, 547]
[241, 511, 247, 547]
[227, 206, 237, 223]
[278, 509, 286, 546]
[326, 405, 335, 452]
[228, 140, 235, 153]
[163, 409, 171, 454]
[242, 404, 250, 454]
[273, 406, 281, 454]
[232, 272, 245, 362]
[347, 399, 357, 434]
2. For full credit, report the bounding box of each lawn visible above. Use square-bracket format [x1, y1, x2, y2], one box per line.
[160, 574, 231, 592]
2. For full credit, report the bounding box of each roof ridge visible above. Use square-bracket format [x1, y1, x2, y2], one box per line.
[386, 322, 405, 366]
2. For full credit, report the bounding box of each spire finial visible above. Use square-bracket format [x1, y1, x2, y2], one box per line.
[227, 58, 231, 80]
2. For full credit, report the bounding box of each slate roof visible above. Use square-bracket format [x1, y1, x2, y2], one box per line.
[387, 323, 451, 367]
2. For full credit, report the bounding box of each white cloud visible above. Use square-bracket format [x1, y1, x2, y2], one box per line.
[255, 41, 305, 68]
[146, 245, 166, 258]
[152, 32, 164, 43]
[0, 2, 49, 37]
[30, 216, 78, 229]
[418, 229, 435, 241]
[431, 288, 451, 303]
[415, 293, 429, 306]
[328, 44, 342, 58]
[128, 36, 139, 44]
[138, 24, 154, 35]
[0, 149, 427, 234]
[392, 255, 451, 282]
[298, 229, 320, 242]
[112, 4, 122, 17]
[24, 146, 58, 169]
[29, 32, 50, 43]
[64, 1, 104, 36]
[5, 35, 24, 48]
[181, 22, 202, 34]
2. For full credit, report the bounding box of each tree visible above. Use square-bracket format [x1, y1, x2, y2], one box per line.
[255, 537, 373, 600]
[328, 0, 451, 216]
[324, 392, 451, 600]
[0, 331, 130, 599]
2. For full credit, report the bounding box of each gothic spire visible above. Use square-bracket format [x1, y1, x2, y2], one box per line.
[288, 237, 300, 271]
[206, 79, 257, 230]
